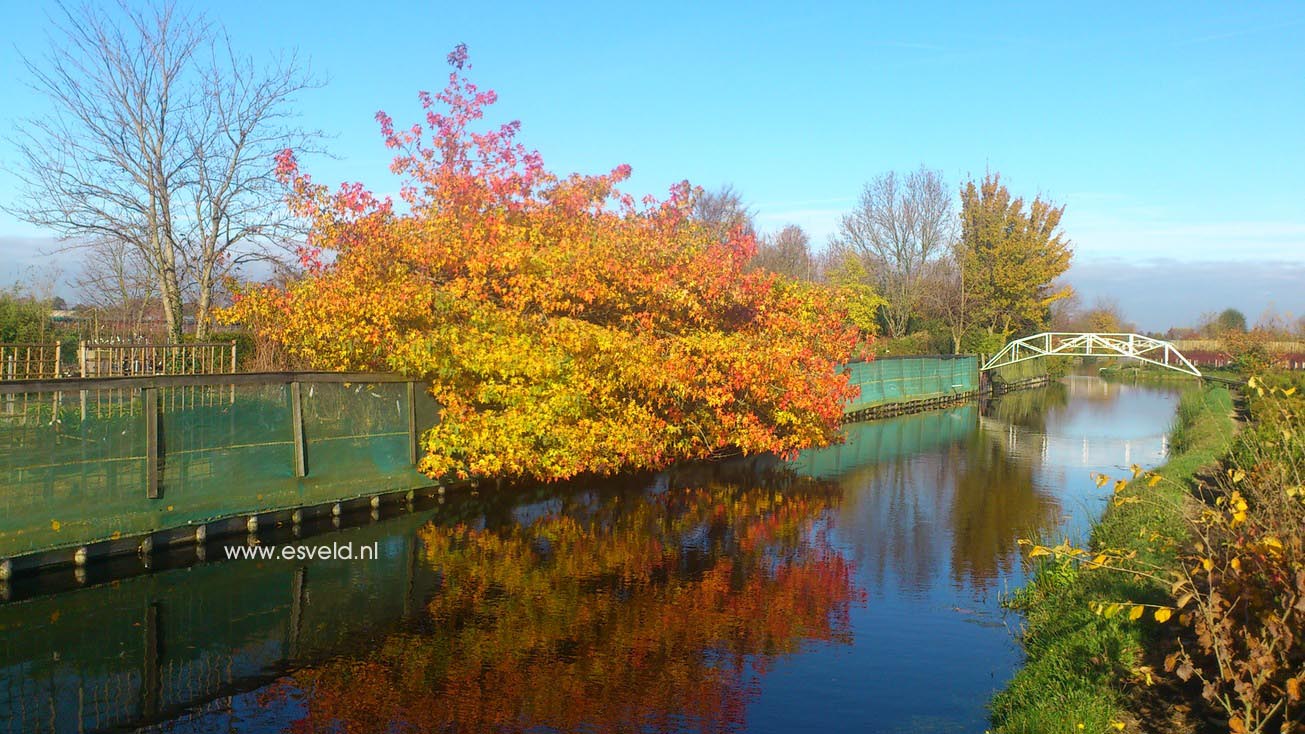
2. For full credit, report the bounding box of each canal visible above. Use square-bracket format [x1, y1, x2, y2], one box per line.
[0, 374, 1190, 733]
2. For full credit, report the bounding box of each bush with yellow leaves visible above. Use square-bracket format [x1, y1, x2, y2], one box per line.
[1022, 375, 1303, 734]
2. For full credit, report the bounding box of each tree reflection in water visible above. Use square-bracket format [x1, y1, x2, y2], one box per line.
[809, 405, 1063, 598]
[267, 480, 863, 733]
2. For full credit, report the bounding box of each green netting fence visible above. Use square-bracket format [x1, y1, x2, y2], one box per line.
[792, 403, 978, 479]
[1, 359, 983, 562]
[0, 374, 440, 560]
[842, 355, 979, 415]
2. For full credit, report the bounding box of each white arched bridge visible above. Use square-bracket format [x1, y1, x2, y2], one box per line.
[982, 332, 1202, 377]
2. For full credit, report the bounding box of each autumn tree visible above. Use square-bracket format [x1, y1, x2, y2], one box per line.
[958, 173, 1073, 338]
[824, 251, 887, 337]
[225, 47, 861, 482]
[751, 224, 813, 280]
[7, 1, 319, 341]
[692, 184, 755, 243]
[1216, 307, 1248, 333]
[1081, 297, 1130, 333]
[833, 167, 954, 338]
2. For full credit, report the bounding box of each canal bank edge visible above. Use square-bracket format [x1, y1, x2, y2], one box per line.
[0, 354, 1044, 580]
[989, 383, 1237, 733]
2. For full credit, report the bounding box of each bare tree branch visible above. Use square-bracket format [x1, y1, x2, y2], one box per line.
[833, 166, 954, 339]
[4, 0, 322, 340]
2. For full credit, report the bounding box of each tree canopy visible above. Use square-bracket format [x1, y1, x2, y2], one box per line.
[225, 47, 861, 482]
[959, 173, 1073, 338]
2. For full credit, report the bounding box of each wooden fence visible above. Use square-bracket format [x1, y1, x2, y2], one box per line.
[0, 344, 61, 380]
[0, 341, 237, 380]
[78, 341, 237, 377]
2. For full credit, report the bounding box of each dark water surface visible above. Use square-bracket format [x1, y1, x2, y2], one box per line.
[0, 376, 1188, 733]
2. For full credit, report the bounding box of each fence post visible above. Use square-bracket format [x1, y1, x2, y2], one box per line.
[144, 387, 160, 499]
[290, 381, 307, 477]
[230, 340, 237, 374]
[143, 602, 161, 717]
[407, 381, 419, 466]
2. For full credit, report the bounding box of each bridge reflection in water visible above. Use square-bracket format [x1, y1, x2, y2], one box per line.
[0, 377, 1188, 734]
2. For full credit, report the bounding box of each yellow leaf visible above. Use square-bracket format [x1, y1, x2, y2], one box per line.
[1113, 479, 1128, 494]
[1147, 474, 1162, 487]
[1284, 386, 1297, 396]
[1154, 608, 1172, 623]
[1229, 716, 1246, 733]
[51, 520, 61, 531]
[1111, 722, 1126, 731]
[1094, 473, 1110, 488]
[1287, 677, 1301, 702]
[1028, 546, 1051, 558]
[1201, 558, 1214, 572]
[1128, 605, 1145, 621]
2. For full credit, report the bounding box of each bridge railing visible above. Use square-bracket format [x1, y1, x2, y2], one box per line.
[982, 332, 1202, 377]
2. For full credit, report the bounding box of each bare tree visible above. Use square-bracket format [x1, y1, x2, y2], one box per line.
[72, 237, 158, 337]
[692, 184, 755, 243]
[752, 224, 813, 280]
[922, 251, 968, 353]
[6, 1, 319, 341]
[1047, 285, 1082, 332]
[182, 37, 319, 337]
[833, 166, 954, 338]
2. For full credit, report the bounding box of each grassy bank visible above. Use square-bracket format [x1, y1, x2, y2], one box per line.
[1097, 363, 1203, 383]
[990, 384, 1236, 733]
[994, 356, 1072, 385]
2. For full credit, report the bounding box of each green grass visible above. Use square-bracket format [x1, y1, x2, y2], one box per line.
[1096, 363, 1203, 384]
[989, 385, 1236, 734]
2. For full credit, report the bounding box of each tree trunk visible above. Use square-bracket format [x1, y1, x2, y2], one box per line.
[160, 273, 185, 343]
[195, 274, 211, 340]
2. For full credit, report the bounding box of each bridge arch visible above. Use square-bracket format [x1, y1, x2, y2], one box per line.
[981, 332, 1202, 377]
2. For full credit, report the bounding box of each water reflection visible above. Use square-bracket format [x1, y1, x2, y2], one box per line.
[789, 405, 1059, 596]
[0, 377, 1188, 734]
[276, 482, 861, 733]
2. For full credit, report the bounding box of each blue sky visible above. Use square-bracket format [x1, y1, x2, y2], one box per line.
[1, 1, 1302, 329]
